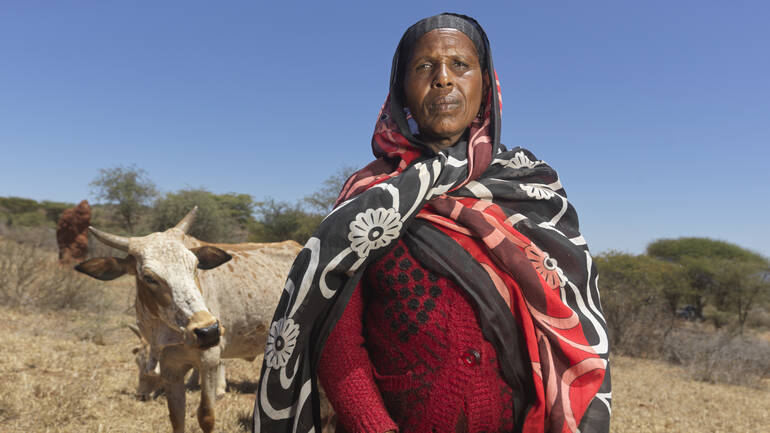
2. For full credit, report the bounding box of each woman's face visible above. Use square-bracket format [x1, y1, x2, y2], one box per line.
[403, 28, 486, 150]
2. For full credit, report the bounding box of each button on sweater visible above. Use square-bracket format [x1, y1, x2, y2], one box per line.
[318, 238, 515, 433]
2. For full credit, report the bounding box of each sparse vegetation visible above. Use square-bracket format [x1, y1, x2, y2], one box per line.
[663, 328, 770, 387]
[0, 237, 107, 311]
[1, 168, 769, 432]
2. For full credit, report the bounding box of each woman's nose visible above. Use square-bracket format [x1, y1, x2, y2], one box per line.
[432, 63, 452, 88]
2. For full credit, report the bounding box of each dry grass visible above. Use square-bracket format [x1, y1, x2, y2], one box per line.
[0, 304, 260, 433]
[0, 240, 109, 312]
[610, 355, 769, 433]
[1, 303, 768, 433]
[663, 327, 770, 387]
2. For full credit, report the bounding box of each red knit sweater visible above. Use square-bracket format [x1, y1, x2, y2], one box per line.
[318, 238, 515, 433]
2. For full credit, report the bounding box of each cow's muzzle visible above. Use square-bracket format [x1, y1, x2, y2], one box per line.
[194, 322, 221, 349]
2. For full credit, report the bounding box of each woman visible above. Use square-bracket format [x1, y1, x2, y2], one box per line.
[253, 13, 610, 433]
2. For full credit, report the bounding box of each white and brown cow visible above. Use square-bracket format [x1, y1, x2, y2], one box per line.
[127, 323, 226, 402]
[75, 208, 307, 433]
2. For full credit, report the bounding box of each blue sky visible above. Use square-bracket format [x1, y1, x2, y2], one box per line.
[1, 1, 768, 257]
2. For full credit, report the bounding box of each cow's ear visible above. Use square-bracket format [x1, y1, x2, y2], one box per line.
[75, 256, 135, 281]
[191, 246, 232, 270]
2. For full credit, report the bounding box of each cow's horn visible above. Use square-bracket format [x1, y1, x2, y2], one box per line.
[174, 206, 198, 234]
[127, 324, 142, 340]
[89, 226, 130, 252]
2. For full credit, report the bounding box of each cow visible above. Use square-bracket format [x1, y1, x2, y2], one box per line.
[127, 323, 225, 401]
[127, 324, 164, 400]
[75, 207, 315, 433]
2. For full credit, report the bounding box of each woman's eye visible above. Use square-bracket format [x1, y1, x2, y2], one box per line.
[416, 63, 431, 71]
[454, 61, 468, 68]
[143, 275, 157, 285]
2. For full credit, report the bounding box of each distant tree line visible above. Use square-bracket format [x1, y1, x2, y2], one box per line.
[0, 197, 71, 228]
[0, 164, 356, 247]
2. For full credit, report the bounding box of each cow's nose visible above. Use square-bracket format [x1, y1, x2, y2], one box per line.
[194, 322, 220, 348]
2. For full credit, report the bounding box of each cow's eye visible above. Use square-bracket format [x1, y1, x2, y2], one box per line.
[143, 275, 158, 285]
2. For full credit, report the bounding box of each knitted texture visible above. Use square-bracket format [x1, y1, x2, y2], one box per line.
[319, 238, 515, 433]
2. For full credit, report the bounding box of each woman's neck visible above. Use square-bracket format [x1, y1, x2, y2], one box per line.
[417, 131, 467, 153]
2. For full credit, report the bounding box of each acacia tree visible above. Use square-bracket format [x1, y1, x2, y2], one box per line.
[90, 165, 157, 233]
[647, 237, 769, 330]
[303, 166, 357, 214]
[711, 260, 770, 333]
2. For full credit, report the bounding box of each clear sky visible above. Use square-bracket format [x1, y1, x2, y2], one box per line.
[1, 1, 768, 257]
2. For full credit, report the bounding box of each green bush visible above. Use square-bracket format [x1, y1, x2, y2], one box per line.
[13, 211, 47, 227]
[0, 197, 76, 229]
[41, 200, 72, 225]
[249, 199, 322, 245]
[0, 197, 40, 214]
[595, 251, 687, 357]
[152, 189, 251, 243]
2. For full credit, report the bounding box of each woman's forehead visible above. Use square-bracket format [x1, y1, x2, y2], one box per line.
[409, 28, 479, 60]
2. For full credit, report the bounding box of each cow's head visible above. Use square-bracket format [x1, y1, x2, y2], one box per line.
[76, 207, 232, 350]
[127, 324, 163, 400]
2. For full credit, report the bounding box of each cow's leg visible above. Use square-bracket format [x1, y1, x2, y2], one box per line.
[166, 380, 186, 433]
[187, 367, 199, 388]
[162, 360, 191, 433]
[197, 349, 220, 433]
[215, 361, 226, 399]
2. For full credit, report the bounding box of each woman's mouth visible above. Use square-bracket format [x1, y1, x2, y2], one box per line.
[428, 96, 461, 113]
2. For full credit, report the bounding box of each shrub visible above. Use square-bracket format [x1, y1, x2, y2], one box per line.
[0, 197, 75, 228]
[663, 328, 770, 387]
[152, 189, 250, 243]
[13, 210, 48, 227]
[0, 197, 39, 214]
[249, 199, 322, 245]
[0, 239, 107, 311]
[0, 225, 57, 251]
[595, 252, 687, 357]
[745, 306, 770, 331]
[41, 200, 73, 225]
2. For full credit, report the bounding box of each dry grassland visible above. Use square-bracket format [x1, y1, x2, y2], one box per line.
[0, 283, 768, 432]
